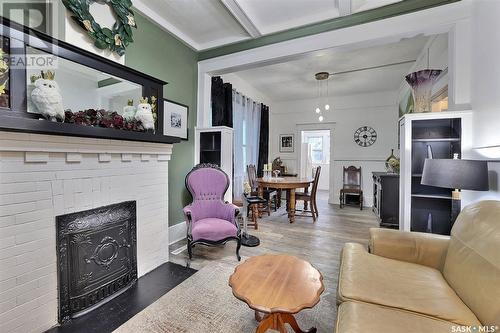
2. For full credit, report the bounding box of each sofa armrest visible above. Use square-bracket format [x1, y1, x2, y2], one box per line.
[369, 228, 450, 271]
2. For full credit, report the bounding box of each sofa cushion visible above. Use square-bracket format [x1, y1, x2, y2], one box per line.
[336, 301, 456, 333]
[338, 243, 481, 326]
[443, 201, 500, 326]
[191, 218, 237, 241]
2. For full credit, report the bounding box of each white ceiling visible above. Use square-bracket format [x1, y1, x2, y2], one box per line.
[230, 35, 430, 101]
[133, 0, 403, 51]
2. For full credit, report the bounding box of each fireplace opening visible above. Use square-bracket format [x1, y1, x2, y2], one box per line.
[56, 201, 138, 323]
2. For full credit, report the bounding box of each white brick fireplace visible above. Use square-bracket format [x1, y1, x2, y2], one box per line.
[0, 131, 172, 333]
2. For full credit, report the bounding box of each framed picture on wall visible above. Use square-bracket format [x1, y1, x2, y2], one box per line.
[279, 134, 294, 153]
[163, 99, 188, 140]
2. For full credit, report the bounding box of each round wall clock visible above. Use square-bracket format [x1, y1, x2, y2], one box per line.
[354, 126, 377, 147]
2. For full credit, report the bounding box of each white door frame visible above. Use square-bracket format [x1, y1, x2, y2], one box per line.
[296, 122, 336, 204]
[197, 1, 472, 128]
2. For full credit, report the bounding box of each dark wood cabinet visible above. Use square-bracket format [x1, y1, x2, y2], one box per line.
[373, 172, 399, 228]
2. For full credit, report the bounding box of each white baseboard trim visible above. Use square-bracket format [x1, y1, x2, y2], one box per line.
[169, 221, 187, 245]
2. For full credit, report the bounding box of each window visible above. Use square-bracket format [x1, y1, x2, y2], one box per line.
[302, 130, 330, 164]
[308, 136, 323, 163]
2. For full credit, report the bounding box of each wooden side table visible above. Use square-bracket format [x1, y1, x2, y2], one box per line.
[229, 254, 324, 333]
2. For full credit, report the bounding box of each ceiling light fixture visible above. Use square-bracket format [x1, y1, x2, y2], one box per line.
[314, 71, 331, 122]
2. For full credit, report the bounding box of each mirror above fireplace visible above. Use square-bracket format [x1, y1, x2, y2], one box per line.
[0, 17, 180, 144]
[26, 46, 143, 116]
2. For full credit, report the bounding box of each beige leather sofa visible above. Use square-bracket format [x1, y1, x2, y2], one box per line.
[335, 201, 500, 333]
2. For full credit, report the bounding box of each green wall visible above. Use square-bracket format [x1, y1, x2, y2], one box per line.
[125, 13, 197, 226]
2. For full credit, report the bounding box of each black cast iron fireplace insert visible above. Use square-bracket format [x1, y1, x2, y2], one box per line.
[56, 201, 138, 323]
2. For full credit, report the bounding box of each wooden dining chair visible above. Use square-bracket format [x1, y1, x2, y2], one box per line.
[246, 164, 277, 217]
[339, 166, 363, 210]
[294, 166, 321, 221]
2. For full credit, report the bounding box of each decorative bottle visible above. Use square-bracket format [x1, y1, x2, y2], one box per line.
[426, 213, 433, 233]
[426, 145, 434, 159]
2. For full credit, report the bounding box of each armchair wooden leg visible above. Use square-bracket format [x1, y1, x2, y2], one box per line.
[360, 194, 363, 210]
[187, 241, 193, 260]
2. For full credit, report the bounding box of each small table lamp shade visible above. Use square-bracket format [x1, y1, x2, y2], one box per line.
[421, 159, 489, 191]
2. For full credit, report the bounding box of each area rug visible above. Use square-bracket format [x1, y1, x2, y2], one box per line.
[113, 259, 335, 333]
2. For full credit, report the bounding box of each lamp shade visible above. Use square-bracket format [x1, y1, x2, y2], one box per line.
[421, 159, 489, 191]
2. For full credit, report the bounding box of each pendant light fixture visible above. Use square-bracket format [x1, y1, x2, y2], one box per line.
[314, 71, 331, 122]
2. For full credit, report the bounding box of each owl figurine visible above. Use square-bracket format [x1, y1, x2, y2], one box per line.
[135, 97, 155, 131]
[122, 99, 136, 121]
[31, 78, 65, 122]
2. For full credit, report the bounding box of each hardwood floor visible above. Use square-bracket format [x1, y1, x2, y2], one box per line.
[169, 191, 379, 314]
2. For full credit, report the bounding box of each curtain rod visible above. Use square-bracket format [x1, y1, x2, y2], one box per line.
[232, 88, 266, 106]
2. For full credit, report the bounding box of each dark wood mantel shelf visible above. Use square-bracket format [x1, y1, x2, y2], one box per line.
[0, 115, 181, 144]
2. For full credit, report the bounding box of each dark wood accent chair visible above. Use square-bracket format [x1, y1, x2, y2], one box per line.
[340, 166, 363, 210]
[247, 164, 278, 216]
[294, 166, 321, 221]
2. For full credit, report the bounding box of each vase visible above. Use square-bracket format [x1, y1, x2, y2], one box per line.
[385, 149, 397, 172]
[427, 145, 434, 159]
[426, 213, 433, 233]
[405, 69, 442, 113]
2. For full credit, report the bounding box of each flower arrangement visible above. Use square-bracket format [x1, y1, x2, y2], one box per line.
[64, 109, 145, 132]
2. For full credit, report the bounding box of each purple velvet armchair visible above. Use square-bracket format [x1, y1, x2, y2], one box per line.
[183, 164, 241, 261]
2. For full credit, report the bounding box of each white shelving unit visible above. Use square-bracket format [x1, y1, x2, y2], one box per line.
[399, 110, 472, 233]
[195, 126, 234, 202]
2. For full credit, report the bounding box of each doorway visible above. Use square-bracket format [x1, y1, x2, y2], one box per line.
[300, 129, 331, 192]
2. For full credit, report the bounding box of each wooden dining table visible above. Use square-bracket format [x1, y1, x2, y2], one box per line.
[257, 177, 314, 223]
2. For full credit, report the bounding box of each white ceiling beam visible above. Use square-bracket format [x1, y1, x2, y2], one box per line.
[335, 0, 352, 16]
[132, 0, 201, 51]
[220, 0, 262, 38]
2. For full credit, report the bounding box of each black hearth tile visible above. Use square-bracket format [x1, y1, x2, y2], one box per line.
[45, 262, 196, 333]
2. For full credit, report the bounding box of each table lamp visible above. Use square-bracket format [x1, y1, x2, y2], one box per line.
[421, 156, 489, 224]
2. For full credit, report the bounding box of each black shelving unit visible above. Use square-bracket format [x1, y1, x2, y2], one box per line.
[410, 117, 461, 235]
[199, 131, 222, 166]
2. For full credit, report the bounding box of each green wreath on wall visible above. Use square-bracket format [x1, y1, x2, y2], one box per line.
[62, 0, 137, 56]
